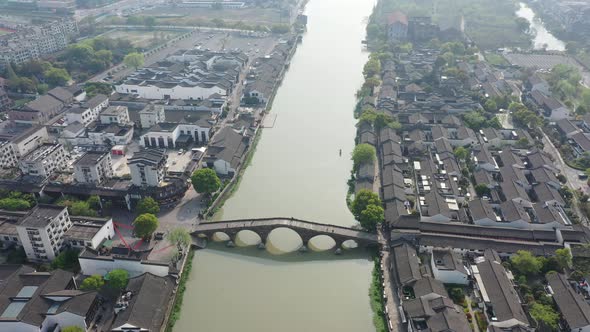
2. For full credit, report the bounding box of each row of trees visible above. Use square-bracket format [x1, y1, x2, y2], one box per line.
[57, 195, 102, 217]
[3, 60, 71, 94]
[0, 191, 36, 211]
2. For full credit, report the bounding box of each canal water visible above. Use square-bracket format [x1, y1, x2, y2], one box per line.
[174, 0, 376, 331]
[516, 2, 565, 51]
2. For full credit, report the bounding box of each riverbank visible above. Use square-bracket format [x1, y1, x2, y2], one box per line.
[165, 249, 195, 332]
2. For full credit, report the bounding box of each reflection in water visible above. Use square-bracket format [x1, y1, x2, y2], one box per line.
[308, 235, 337, 251]
[516, 2, 565, 51]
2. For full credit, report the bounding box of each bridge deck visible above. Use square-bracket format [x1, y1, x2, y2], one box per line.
[192, 218, 378, 242]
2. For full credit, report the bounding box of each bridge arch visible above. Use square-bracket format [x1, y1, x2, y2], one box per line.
[266, 227, 303, 253]
[307, 235, 337, 251]
[235, 230, 262, 246]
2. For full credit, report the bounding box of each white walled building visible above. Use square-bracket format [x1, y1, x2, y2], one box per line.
[64, 216, 115, 249]
[65, 106, 99, 127]
[139, 104, 166, 129]
[430, 248, 469, 285]
[7, 124, 50, 158]
[19, 143, 68, 179]
[100, 105, 130, 125]
[73, 151, 113, 184]
[79, 249, 170, 277]
[140, 122, 211, 148]
[127, 149, 168, 187]
[83, 94, 109, 118]
[0, 140, 18, 169]
[116, 82, 229, 101]
[16, 205, 71, 262]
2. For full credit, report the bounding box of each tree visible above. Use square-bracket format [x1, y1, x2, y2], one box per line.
[0, 198, 31, 211]
[474, 184, 491, 197]
[85, 82, 112, 98]
[510, 250, 542, 276]
[351, 189, 381, 219]
[87, 195, 101, 210]
[136, 197, 160, 215]
[453, 147, 470, 161]
[61, 327, 84, 332]
[106, 269, 128, 290]
[363, 58, 381, 78]
[167, 228, 191, 248]
[359, 204, 384, 231]
[191, 168, 221, 197]
[43, 67, 71, 87]
[70, 201, 98, 217]
[51, 249, 80, 271]
[351, 144, 376, 169]
[529, 303, 559, 331]
[484, 99, 498, 113]
[80, 274, 105, 291]
[123, 52, 144, 70]
[133, 213, 159, 240]
[462, 111, 486, 130]
[555, 248, 572, 270]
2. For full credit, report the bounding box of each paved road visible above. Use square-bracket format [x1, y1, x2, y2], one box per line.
[542, 132, 589, 225]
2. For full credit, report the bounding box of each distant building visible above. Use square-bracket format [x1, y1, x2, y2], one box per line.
[0, 124, 49, 169]
[128, 149, 168, 187]
[16, 205, 71, 261]
[430, 248, 469, 285]
[547, 273, 590, 332]
[0, 87, 11, 111]
[139, 104, 166, 129]
[100, 105, 130, 125]
[19, 143, 68, 178]
[9, 94, 65, 124]
[140, 121, 211, 149]
[73, 151, 113, 184]
[408, 16, 439, 42]
[387, 11, 408, 41]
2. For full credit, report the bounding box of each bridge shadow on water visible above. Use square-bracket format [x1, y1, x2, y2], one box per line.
[198, 241, 374, 264]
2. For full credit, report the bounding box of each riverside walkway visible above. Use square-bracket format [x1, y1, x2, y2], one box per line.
[192, 217, 378, 249]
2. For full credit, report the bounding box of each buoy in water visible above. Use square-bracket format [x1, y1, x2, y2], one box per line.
[339, 149, 342, 156]
[334, 248, 342, 255]
[257, 242, 266, 250]
[226, 240, 235, 248]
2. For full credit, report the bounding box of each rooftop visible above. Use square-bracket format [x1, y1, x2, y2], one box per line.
[18, 205, 67, 228]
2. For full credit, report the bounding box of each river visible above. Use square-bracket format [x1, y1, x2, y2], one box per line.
[173, 0, 376, 331]
[515, 2, 565, 51]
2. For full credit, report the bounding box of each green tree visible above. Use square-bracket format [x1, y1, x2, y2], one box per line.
[80, 274, 105, 291]
[70, 201, 98, 217]
[167, 228, 191, 248]
[123, 52, 145, 70]
[351, 144, 376, 169]
[191, 168, 221, 197]
[453, 147, 470, 161]
[484, 99, 498, 112]
[43, 67, 71, 87]
[351, 189, 381, 219]
[136, 197, 160, 215]
[0, 198, 31, 211]
[51, 249, 80, 271]
[462, 111, 486, 130]
[363, 58, 381, 78]
[529, 303, 559, 331]
[87, 195, 101, 210]
[61, 327, 84, 332]
[555, 248, 572, 270]
[85, 82, 113, 98]
[510, 250, 542, 276]
[106, 269, 129, 290]
[474, 184, 491, 197]
[359, 204, 384, 231]
[133, 213, 159, 240]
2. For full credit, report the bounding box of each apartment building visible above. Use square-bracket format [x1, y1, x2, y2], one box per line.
[73, 151, 114, 184]
[19, 143, 68, 178]
[128, 149, 167, 187]
[15, 205, 71, 261]
[100, 105, 130, 125]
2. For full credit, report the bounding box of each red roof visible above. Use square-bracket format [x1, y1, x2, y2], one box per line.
[388, 11, 408, 25]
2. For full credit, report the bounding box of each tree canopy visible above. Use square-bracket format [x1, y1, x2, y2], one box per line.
[453, 147, 470, 161]
[106, 269, 129, 290]
[133, 213, 159, 240]
[352, 144, 376, 169]
[529, 303, 559, 331]
[555, 248, 572, 270]
[136, 197, 160, 215]
[510, 250, 542, 276]
[351, 189, 382, 219]
[80, 274, 105, 291]
[167, 228, 191, 248]
[474, 184, 491, 198]
[61, 327, 84, 332]
[124, 52, 145, 69]
[191, 168, 221, 196]
[359, 204, 384, 231]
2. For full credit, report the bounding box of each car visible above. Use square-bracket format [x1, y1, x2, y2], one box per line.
[178, 149, 184, 154]
[579, 173, 588, 180]
[154, 232, 164, 240]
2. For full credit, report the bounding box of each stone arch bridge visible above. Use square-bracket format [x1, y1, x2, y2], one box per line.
[191, 217, 378, 250]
